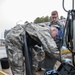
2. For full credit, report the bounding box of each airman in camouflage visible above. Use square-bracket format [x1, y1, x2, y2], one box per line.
[5, 23, 61, 75]
[49, 10, 64, 49]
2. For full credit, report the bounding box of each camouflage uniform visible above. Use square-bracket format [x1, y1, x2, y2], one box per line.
[5, 23, 60, 75]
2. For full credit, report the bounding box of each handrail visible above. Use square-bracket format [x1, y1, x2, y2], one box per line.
[62, 0, 75, 12]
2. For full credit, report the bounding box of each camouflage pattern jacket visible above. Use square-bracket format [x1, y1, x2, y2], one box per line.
[5, 23, 59, 75]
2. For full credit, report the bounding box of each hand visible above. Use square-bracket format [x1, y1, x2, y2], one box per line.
[61, 46, 68, 50]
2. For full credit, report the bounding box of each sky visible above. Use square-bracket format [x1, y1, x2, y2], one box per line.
[0, 0, 74, 39]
